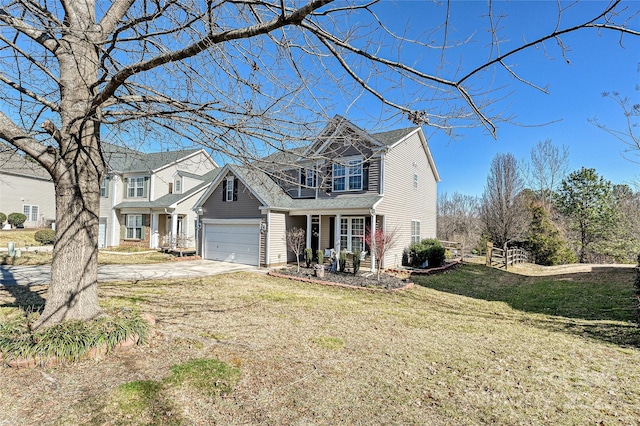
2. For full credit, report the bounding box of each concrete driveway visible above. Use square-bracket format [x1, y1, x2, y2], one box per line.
[0, 260, 263, 287]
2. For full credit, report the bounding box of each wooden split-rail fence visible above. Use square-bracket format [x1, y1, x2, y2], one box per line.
[486, 242, 528, 270]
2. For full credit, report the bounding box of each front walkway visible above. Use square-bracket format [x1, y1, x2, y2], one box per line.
[0, 260, 263, 286]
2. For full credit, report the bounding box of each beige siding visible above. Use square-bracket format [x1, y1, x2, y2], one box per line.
[0, 173, 55, 228]
[201, 172, 263, 219]
[267, 211, 287, 266]
[376, 131, 438, 268]
[151, 151, 215, 200]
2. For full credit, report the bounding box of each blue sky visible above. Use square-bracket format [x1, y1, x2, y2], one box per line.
[336, 1, 640, 197]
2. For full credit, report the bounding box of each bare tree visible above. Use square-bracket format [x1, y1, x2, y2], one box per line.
[0, 1, 637, 327]
[365, 226, 400, 281]
[286, 227, 306, 272]
[522, 139, 570, 212]
[481, 153, 528, 247]
[437, 192, 482, 254]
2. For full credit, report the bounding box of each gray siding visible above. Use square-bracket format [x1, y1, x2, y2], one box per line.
[201, 172, 263, 219]
[376, 131, 438, 268]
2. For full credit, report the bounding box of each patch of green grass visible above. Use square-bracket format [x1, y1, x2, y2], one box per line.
[93, 358, 239, 425]
[167, 358, 240, 397]
[413, 264, 636, 322]
[310, 335, 344, 350]
[0, 310, 149, 363]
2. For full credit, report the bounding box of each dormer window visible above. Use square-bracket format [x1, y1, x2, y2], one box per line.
[174, 176, 182, 194]
[332, 157, 362, 192]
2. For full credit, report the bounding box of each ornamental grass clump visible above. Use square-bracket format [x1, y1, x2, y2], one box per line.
[0, 310, 149, 364]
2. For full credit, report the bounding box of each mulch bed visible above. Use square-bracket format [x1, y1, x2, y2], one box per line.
[270, 260, 463, 291]
[270, 266, 412, 291]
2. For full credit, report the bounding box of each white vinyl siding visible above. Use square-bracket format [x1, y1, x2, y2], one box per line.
[375, 130, 438, 268]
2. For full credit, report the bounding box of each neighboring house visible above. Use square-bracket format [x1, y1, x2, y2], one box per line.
[193, 116, 440, 269]
[102, 145, 219, 249]
[0, 144, 219, 249]
[0, 150, 55, 228]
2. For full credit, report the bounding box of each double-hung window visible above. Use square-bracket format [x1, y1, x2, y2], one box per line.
[127, 177, 146, 198]
[411, 220, 421, 244]
[174, 177, 182, 194]
[340, 217, 365, 252]
[100, 178, 109, 197]
[126, 214, 143, 239]
[225, 177, 234, 202]
[332, 157, 363, 192]
[22, 205, 39, 222]
[305, 168, 316, 188]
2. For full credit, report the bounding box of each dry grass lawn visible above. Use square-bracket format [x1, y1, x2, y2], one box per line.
[1, 265, 639, 425]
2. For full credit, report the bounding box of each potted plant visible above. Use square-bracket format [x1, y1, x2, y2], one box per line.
[314, 263, 325, 278]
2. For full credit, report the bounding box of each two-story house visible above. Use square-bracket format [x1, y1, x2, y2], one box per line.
[0, 144, 218, 248]
[193, 116, 440, 269]
[0, 149, 56, 228]
[102, 144, 219, 249]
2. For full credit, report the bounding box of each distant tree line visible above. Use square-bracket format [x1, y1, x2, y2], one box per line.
[438, 140, 640, 265]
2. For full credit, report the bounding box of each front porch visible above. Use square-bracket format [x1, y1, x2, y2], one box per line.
[289, 212, 383, 272]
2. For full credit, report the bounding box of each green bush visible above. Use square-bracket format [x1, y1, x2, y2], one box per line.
[0, 212, 5, 225]
[316, 249, 324, 266]
[304, 247, 313, 268]
[406, 239, 445, 268]
[339, 249, 347, 272]
[352, 250, 361, 274]
[7, 212, 27, 228]
[34, 229, 56, 245]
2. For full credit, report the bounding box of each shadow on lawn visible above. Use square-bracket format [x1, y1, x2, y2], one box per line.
[0, 268, 46, 313]
[413, 263, 640, 347]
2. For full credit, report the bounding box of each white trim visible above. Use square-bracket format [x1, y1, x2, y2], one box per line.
[201, 218, 263, 225]
[225, 176, 234, 202]
[379, 152, 385, 196]
[332, 155, 363, 192]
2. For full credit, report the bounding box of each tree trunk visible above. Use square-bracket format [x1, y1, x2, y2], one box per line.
[36, 151, 103, 328]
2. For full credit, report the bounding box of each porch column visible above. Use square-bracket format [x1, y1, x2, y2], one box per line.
[151, 212, 160, 249]
[370, 213, 376, 272]
[171, 212, 178, 248]
[306, 214, 312, 249]
[334, 214, 341, 252]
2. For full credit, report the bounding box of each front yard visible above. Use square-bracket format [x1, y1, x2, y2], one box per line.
[1, 264, 638, 425]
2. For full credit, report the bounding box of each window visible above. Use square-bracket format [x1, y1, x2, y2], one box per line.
[301, 167, 316, 188]
[174, 177, 182, 194]
[340, 217, 365, 252]
[411, 220, 421, 244]
[126, 177, 147, 198]
[100, 177, 109, 197]
[414, 174, 418, 189]
[22, 205, 39, 222]
[332, 157, 363, 192]
[126, 214, 143, 239]
[224, 177, 235, 202]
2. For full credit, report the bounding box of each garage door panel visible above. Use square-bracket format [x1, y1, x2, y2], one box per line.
[203, 223, 260, 266]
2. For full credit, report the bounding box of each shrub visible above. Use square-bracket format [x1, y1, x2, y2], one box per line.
[316, 249, 324, 266]
[352, 250, 361, 274]
[0, 212, 5, 225]
[304, 247, 313, 268]
[34, 229, 56, 245]
[339, 249, 347, 272]
[7, 212, 27, 228]
[406, 239, 445, 268]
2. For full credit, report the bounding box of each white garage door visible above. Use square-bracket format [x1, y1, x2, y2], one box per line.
[203, 221, 260, 266]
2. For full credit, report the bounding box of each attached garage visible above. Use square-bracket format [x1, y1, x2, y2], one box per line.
[202, 219, 261, 266]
